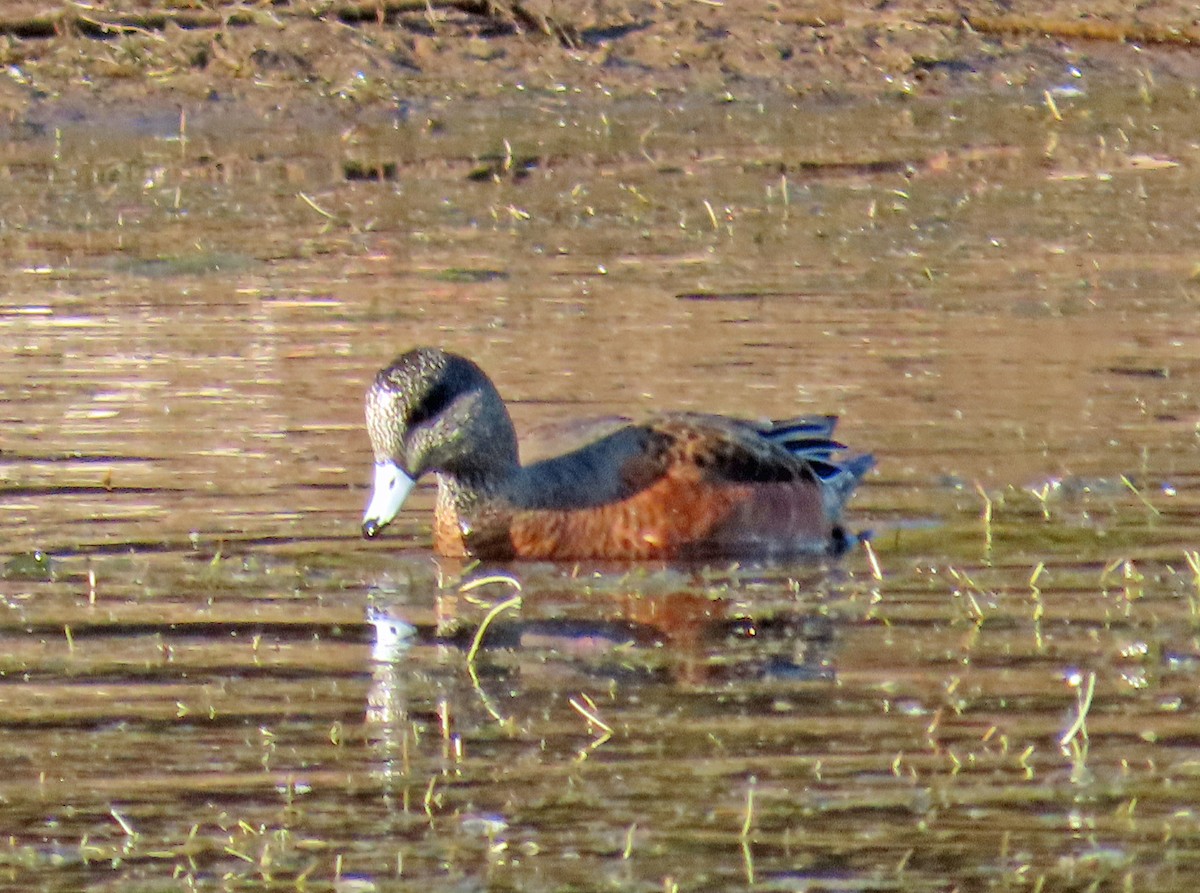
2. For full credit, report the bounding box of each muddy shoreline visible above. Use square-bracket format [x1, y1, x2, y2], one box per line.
[1, 1, 1199, 116]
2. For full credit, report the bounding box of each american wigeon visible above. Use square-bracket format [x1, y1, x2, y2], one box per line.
[361, 347, 873, 560]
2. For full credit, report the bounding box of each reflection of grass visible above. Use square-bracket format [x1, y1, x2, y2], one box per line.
[1186, 550, 1200, 617]
[0, 807, 339, 883]
[76, 810, 335, 886]
[878, 481, 1182, 567]
[15, 549, 1200, 889]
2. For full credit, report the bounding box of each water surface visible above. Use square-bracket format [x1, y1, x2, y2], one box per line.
[3, 85, 1200, 890]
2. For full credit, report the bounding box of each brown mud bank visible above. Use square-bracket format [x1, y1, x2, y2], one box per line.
[0, 1, 1199, 114]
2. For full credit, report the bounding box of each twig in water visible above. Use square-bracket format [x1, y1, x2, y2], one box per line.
[1043, 89, 1062, 121]
[297, 191, 338, 220]
[1120, 474, 1160, 516]
[110, 808, 137, 837]
[740, 781, 755, 838]
[975, 482, 993, 554]
[1059, 671, 1096, 747]
[568, 694, 613, 735]
[465, 594, 522, 664]
[863, 538, 882, 581]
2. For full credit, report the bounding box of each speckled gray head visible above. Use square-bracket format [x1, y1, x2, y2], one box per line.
[361, 347, 518, 539]
[364, 347, 451, 466]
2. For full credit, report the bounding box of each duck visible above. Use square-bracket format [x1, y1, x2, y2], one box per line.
[361, 347, 873, 560]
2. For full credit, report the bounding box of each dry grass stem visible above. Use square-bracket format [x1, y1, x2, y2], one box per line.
[466, 593, 522, 663]
[1059, 671, 1096, 747]
[568, 694, 613, 735]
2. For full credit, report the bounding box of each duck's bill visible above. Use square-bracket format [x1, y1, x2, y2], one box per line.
[362, 461, 415, 538]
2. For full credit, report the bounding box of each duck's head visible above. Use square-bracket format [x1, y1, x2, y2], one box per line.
[362, 347, 519, 539]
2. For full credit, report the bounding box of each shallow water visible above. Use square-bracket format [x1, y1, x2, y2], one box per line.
[3, 84, 1200, 890]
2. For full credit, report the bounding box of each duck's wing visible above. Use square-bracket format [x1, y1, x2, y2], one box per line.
[498, 412, 872, 559]
[517, 415, 634, 466]
[646, 413, 822, 484]
[511, 412, 844, 511]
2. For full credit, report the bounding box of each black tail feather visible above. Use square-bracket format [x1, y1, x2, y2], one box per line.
[763, 415, 874, 493]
